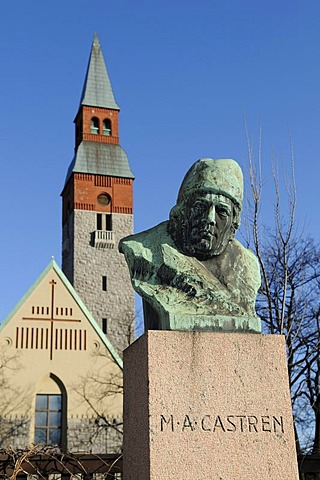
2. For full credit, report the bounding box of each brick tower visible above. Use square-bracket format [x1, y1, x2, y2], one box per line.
[61, 34, 135, 355]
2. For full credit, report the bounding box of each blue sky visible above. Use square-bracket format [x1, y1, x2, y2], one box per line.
[1, 0, 320, 321]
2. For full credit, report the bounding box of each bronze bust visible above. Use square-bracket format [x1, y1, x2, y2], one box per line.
[119, 159, 261, 333]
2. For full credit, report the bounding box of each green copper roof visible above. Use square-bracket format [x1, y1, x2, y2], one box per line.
[0, 260, 123, 369]
[64, 142, 134, 185]
[80, 33, 120, 110]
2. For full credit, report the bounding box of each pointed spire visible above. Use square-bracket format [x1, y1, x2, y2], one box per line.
[79, 33, 120, 110]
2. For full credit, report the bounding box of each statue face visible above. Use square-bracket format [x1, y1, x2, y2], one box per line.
[183, 192, 234, 259]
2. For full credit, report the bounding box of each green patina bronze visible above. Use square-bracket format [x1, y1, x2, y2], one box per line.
[119, 158, 261, 333]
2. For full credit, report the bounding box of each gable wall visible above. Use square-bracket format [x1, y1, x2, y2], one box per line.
[0, 266, 123, 452]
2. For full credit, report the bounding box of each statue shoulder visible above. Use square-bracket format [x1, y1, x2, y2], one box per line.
[228, 238, 261, 291]
[229, 238, 258, 263]
[119, 221, 171, 256]
[119, 221, 175, 287]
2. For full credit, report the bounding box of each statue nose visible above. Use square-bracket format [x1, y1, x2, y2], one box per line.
[207, 204, 216, 224]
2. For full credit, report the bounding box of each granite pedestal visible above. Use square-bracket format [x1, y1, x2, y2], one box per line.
[123, 331, 299, 479]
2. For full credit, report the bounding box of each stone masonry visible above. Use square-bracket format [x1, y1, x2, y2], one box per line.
[63, 210, 134, 355]
[68, 416, 122, 453]
[0, 416, 30, 449]
[0, 416, 122, 453]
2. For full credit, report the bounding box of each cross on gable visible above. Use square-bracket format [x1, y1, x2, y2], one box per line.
[21, 279, 82, 360]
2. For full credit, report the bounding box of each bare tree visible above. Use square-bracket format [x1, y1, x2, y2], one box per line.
[71, 310, 143, 452]
[72, 347, 124, 451]
[0, 348, 31, 448]
[0, 445, 122, 479]
[244, 127, 320, 459]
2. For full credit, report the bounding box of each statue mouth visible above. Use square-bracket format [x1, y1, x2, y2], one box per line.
[200, 227, 216, 240]
[189, 225, 216, 244]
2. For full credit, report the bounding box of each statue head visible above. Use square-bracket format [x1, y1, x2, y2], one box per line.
[168, 158, 243, 260]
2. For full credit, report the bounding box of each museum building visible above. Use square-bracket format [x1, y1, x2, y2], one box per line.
[0, 34, 134, 453]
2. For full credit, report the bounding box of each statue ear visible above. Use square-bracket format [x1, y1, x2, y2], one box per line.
[230, 204, 241, 238]
[168, 204, 187, 251]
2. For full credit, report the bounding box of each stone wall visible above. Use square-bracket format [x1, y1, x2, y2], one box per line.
[0, 415, 30, 449]
[68, 416, 122, 453]
[62, 211, 75, 285]
[0, 415, 122, 454]
[62, 210, 135, 355]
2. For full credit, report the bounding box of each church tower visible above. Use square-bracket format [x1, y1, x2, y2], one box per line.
[61, 34, 135, 355]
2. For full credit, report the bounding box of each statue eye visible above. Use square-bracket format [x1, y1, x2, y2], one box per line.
[193, 201, 207, 212]
[217, 206, 230, 217]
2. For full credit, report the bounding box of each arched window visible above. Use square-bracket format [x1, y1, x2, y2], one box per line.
[103, 119, 111, 136]
[35, 394, 62, 445]
[34, 374, 67, 448]
[91, 117, 99, 134]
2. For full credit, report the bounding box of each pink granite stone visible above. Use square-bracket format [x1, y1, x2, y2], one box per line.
[124, 331, 299, 480]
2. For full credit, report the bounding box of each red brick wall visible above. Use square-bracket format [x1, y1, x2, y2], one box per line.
[74, 106, 119, 149]
[62, 174, 133, 224]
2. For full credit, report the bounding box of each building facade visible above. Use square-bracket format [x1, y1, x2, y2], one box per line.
[0, 34, 135, 455]
[0, 260, 123, 452]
